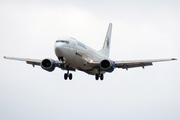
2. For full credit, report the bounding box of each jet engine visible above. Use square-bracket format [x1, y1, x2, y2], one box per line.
[41, 59, 56, 72]
[100, 59, 115, 72]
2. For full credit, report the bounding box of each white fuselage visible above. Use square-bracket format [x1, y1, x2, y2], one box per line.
[54, 37, 107, 75]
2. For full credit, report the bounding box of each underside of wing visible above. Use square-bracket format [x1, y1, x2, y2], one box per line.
[114, 58, 177, 70]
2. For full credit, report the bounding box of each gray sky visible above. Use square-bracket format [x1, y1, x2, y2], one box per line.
[0, 0, 180, 120]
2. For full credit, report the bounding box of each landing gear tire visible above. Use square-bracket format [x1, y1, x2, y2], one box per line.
[95, 74, 104, 80]
[63, 65, 73, 80]
[69, 73, 72, 80]
[64, 73, 73, 80]
[64, 73, 68, 80]
[100, 74, 104, 80]
[95, 74, 99, 80]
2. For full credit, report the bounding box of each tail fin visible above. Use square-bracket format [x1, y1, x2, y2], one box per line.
[99, 23, 112, 58]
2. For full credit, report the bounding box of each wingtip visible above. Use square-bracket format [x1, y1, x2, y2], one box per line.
[172, 58, 177, 60]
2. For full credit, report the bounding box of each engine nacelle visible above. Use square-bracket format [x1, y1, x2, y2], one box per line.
[100, 59, 115, 72]
[41, 59, 56, 72]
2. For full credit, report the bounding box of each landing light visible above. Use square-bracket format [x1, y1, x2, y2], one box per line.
[90, 60, 93, 63]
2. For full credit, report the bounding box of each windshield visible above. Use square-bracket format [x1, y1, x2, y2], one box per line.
[56, 40, 69, 44]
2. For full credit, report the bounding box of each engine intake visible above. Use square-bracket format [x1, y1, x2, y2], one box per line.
[100, 59, 115, 72]
[41, 59, 56, 72]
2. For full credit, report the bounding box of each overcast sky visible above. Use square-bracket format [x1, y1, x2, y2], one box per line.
[0, 0, 180, 120]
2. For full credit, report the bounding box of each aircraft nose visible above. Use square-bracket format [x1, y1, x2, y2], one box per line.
[54, 42, 67, 57]
[54, 42, 63, 48]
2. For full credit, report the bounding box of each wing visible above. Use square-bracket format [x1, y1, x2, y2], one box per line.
[4, 56, 42, 66]
[4, 56, 76, 71]
[114, 58, 177, 70]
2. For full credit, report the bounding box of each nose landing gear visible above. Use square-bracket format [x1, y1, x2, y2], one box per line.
[58, 57, 73, 80]
[64, 73, 73, 80]
[58, 57, 65, 68]
[64, 65, 73, 80]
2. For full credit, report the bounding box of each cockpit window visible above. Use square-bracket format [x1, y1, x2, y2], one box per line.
[56, 40, 69, 44]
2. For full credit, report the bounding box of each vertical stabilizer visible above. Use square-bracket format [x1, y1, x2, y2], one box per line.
[99, 23, 112, 58]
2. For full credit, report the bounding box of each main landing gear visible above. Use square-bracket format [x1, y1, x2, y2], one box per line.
[95, 74, 104, 80]
[95, 67, 104, 80]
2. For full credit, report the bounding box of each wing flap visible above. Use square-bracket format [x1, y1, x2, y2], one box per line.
[116, 62, 152, 69]
[26, 61, 41, 66]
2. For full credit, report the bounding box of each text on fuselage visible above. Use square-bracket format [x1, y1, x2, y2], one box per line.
[76, 41, 87, 49]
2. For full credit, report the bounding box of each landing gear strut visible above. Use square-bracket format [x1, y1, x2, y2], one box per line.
[58, 57, 65, 68]
[64, 65, 73, 80]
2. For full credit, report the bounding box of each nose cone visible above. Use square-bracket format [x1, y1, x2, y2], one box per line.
[54, 42, 66, 57]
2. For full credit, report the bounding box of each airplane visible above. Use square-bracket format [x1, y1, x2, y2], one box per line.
[4, 23, 177, 80]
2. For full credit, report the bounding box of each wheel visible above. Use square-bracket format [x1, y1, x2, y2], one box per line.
[95, 74, 99, 80]
[64, 73, 68, 80]
[100, 74, 104, 80]
[69, 73, 72, 80]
